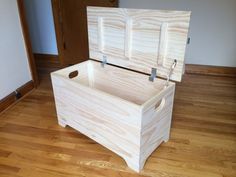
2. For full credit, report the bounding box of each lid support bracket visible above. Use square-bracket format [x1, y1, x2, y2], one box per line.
[165, 59, 177, 87]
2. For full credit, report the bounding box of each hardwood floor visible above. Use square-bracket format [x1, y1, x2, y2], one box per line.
[0, 73, 235, 177]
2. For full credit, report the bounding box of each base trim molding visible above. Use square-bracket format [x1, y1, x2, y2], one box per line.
[34, 53, 61, 68]
[0, 80, 34, 114]
[34, 53, 62, 74]
[185, 64, 236, 77]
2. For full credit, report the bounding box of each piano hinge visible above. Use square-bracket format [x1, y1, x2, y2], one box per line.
[101, 55, 107, 67]
[165, 59, 177, 87]
[149, 68, 157, 82]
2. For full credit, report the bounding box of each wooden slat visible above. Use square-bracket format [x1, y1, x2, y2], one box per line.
[125, 17, 133, 59]
[97, 17, 104, 52]
[158, 23, 168, 66]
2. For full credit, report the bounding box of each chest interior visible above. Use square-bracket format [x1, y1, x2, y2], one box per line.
[56, 60, 174, 105]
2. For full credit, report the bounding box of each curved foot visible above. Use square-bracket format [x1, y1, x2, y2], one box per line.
[125, 158, 146, 173]
[163, 133, 170, 143]
[58, 119, 67, 128]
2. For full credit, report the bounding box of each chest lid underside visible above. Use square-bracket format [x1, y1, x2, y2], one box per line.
[87, 6, 191, 82]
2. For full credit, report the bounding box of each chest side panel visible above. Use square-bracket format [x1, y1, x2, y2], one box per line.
[87, 6, 191, 82]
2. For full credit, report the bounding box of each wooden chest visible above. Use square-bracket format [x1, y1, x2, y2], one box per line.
[51, 7, 191, 172]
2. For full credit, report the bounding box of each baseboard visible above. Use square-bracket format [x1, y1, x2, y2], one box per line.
[185, 64, 236, 77]
[0, 80, 34, 114]
[34, 53, 61, 69]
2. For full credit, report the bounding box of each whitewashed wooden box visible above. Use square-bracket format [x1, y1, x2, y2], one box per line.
[51, 7, 191, 172]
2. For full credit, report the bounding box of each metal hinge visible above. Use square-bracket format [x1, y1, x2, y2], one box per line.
[101, 55, 107, 67]
[165, 59, 177, 87]
[149, 68, 157, 82]
[187, 37, 191, 45]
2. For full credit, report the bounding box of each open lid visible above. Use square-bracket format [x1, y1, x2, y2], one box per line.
[87, 6, 191, 82]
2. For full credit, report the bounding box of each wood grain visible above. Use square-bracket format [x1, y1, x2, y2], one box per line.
[34, 53, 62, 75]
[87, 7, 191, 82]
[51, 60, 175, 172]
[0, 93, 15, 114]
[0, 72, 235, 176]
[34, 53, 61, 69]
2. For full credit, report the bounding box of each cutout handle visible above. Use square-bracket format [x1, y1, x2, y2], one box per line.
[68, 70, 78, 79]
[154, 98, 166, 112]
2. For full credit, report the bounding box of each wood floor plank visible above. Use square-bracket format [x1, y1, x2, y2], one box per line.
[0, 73, 235, 177]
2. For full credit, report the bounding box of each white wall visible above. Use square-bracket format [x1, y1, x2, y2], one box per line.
[120, 0, 236, 67]
[0, 0, 32, 99]
[23, 0, 58, 54]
